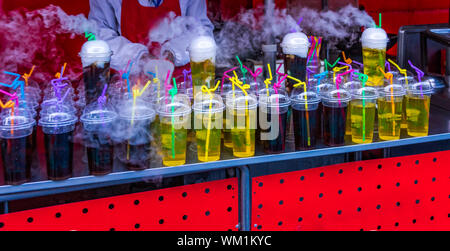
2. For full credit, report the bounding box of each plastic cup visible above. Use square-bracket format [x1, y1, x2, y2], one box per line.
[350, 87, 379, 144]
[39, 105, 78, 181]
[281, 32, 310, 95]
[218, 84, 234, 149]
[316, 84, 335, 140]
[193, 93, 225, 162]
[0, 111, 35, 185]
[226, 91, 258, 158]
[322, 89, 352, 146]
[361, 28, 389, 87]
[157, 94, 191, 167]
[116, 100, 156, 171]
[378, 84, 406, 141]
[343, 81, 364, 136]
[405, 81, 433, 137]
[189, 36, 216, 97]
[258, 88, 290, 154]
[79, 40, 112, 105]
[291, 91, 320, 150]
[81, 103, 118, 175]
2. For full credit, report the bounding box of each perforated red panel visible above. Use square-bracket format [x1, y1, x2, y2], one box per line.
[0, 178, 238, 231]
[252, 151, 450, 231]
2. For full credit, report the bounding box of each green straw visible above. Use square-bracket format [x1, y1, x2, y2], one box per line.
[169, 78, 178, 159]
[356, 73, 369, 142]
[324, 58, 341, 72]
[236, 56, 248, 85]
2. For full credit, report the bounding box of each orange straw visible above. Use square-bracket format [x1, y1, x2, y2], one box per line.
[22, 66, 36, 86]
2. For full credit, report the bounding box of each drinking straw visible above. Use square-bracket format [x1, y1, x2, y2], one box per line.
[338, 62, 353, 80]
[291, 17, 303, 33]
[376, 13, 382, 29]
[385, 61, 391, 72]
[306, 36, 318, 66]
[85, 31, 96, 41]
[0, 99, 15, 135]
[313, 71, 329, 93]
[220, 67, 239, 94]
[378, 67, 397, 136]
[289, 75, 311, 146]
[408, 60, 425, 98]
[333, 65, 349, 86]
[122, 61, 134, 98]
[97, 84, 108, 110]
[388, 59, 409, 88]
[355, 72, 369, 142]
[275, 63, 284, 84]
[55, 63, 67, 79]
[324, 58, 341, 72]
[236, 56, 248, 85]
[201, 80, 222, 161]
[316, 37, 322, 61]
[164, 70, 172, 105]
[264, 64, 273, 97]
[183, 69, 192, 88]
[2, 71, 25, 100]
[22, 66, 36, 87]
[168, 78, 179, 159]
[273, 73, 287, 149]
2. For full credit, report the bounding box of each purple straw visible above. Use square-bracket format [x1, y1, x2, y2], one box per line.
[408, 60, 424, 82]
[385, 61, 391, 72]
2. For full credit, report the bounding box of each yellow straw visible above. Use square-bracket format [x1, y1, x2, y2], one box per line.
[379, 67, 397, 137]
[388, 59, 408, 88]
[264, 64, 273, 97]
[200, 80, 221, 161]
[229, 77, 252, 150]
[289, 76, 311, 146]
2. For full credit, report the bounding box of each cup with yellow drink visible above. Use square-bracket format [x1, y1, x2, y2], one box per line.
[189, 36, 217, 98]
[378, 84, 406, 141]
[361, 28, 389, 87]
[405, 81, 433, 137]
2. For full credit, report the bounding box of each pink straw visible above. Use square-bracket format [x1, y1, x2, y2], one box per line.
[220, 67, 239, 94]
[164, 70, 172, 105]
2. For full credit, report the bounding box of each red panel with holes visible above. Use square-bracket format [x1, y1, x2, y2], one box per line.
[252, 151, 450, 231]
[0, 178, 238, 231]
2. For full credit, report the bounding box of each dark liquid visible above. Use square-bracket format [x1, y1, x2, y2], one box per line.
[44, 131, 74, 181]
[83, 63, 110, 105]
[1, 137, 31, 185]
[260, 111, 288, 154]
[85, 132, 114, 176]
[292, 108, 319, 150]
[323, 105, 348, 146]
[317, 103, 323, 140]
[284, 54, 307, 95]
[120, 142, 151, 171]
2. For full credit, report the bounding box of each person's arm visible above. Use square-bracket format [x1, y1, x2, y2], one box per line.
[89, 0, 149, 72]
[161, 0, 215, 67]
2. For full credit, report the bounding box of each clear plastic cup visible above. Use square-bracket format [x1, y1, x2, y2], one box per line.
[39, 105, 78, 181]
[405, 81, 433, 137]
[157, 94, 191, 166]
[281, 32, 310, 95]
[218, 84, 234, 149]
[116, 100, 156, 171]
[322, 89, 352, 146]
[0, 110, 35, 185]
[291, 90, 321, 150]
[350, 87, 379, 144]
[343, 81, 364, 136]
[258, 88, 290, 154]
[189, 36, 216, 97]
[226, 91, 258, 158]
[81, 103, 118, 175]
[79, 40, 112, 105]
[378, 84, 406, 141]
[361, 28, 389, 87]
[193, 93, 225, 162]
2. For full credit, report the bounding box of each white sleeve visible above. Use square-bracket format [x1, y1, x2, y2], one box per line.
[162, 0, 214, 67]
[88, 0, 149, 71]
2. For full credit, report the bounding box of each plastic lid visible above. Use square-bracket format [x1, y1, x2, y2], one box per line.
[1, 107, 37, 120]
[281, 32, 310, 57]
[258, 88, 291, 108]
[0, 112, 35, 139]
[407, 81, 434, 96]
[380, 84, 406, 97]
[40, 99, 77, 115]
[193, 93, 225, 114]
[343, 81, 363, 93]
[322, 89, 352, 103]
[316, 83, 335, 98]
[81, 103, 118, 125]
[157, 94, 192, 117]
[361, 28, 388, 49]
[225, 91, 258, 110]
[290, 90, 321, 105]
[352, 87, 379, 100]
[188, 36, 217, 63]
[39, 105, 78, 128]
[118, 100, 156, 122]
[79, 40, 112, 66]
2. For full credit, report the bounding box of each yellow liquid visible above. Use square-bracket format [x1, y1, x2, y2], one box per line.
[350, 101, 377, 144]
[190, 59, 215, 97]
[401, 98, 407, 129]
[378, 97, 403, 141]
[223, 109, 233, 148]
[151, 115, 162, 155]
[195, 112, 222, 162]
[363, 47, 386, 87]
[160, 118, 188, 166]
[406, 95, 430, 137]
[231, 108, 257, 158]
